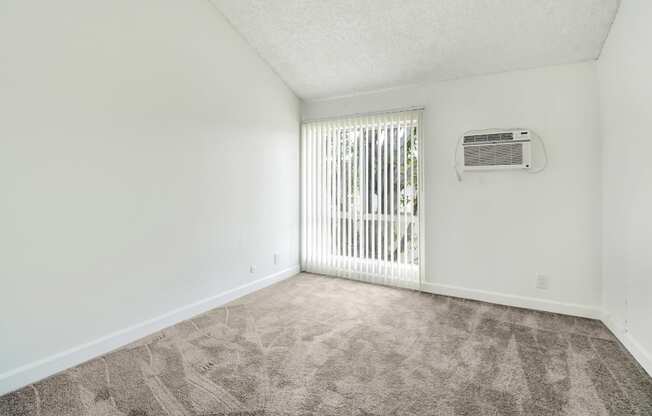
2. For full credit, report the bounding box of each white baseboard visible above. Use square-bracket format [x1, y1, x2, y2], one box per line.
[421, 282, 600, 319]
[601, 313, 652, 377]
[0, 265, 300, 396]
[3, 270, 649, 397]
[600, 312, 626, 338]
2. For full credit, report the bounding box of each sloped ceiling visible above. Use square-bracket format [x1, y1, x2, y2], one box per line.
[211, 0, 620, 100]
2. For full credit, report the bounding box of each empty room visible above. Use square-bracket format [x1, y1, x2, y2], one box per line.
[1, 0, 651, 415]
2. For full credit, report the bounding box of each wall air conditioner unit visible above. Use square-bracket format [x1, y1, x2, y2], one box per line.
[462, 129, 532, 171]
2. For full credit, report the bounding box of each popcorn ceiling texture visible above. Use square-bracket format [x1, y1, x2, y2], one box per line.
[211, 0, 620, 99]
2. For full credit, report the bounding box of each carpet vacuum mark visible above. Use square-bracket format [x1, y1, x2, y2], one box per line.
[1, 273, 651, 415]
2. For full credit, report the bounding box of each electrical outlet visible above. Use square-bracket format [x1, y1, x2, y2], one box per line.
[250, 265, 256, 274]
[274, 253, 280, 265]
[536, 274, 549, 290]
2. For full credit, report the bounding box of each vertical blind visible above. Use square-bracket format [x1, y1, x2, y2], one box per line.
[301, 109, 424, 289]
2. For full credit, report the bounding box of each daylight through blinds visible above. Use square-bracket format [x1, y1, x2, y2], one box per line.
[301, 110, 423, 289]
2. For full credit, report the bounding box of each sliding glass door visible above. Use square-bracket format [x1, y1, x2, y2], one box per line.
[301, 110, 424, 289]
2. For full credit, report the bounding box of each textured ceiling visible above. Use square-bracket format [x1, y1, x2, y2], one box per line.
[211, 0, 620, 100]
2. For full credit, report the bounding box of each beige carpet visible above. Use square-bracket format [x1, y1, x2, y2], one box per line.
[1, 273, 651, 415]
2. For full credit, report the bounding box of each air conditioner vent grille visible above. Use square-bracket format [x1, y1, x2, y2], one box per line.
[464, 143, 523, 167]
[463, 132, 514, 144]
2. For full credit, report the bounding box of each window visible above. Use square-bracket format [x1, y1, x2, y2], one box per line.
[301, 109, 423, 288]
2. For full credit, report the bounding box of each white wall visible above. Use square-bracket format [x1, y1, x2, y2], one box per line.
[598, 0, 652, 373]
[0, 0, 299, 392]
[303, 62, 602, 317]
